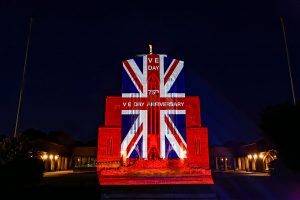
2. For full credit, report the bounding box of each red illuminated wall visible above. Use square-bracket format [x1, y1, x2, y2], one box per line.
[104, 96, 121, 127]
[98, 127, 121, 162]
[185, 96, 209, 168]
[186, 127, 209, 168]
[98, 96, 210, 169]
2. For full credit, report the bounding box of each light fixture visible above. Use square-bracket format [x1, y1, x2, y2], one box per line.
[259, 153, 264, 159]
[54, 155, 59, 160]
[43, 154, 48, 160]
[49, 154, 53, 160]
[248, 154, 252, 159]
[253, 154, 258, 159]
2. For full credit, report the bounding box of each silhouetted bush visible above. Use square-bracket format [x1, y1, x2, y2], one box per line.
[0, 157, 44, 186]
[260, 103, 300, 172]
[0, 136, 44, 187]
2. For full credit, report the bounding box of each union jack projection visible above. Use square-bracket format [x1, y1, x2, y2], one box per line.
[121, 54, 186, 159]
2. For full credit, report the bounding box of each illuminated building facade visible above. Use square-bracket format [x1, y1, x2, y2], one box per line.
[73, 146, 97, 169]
[210, 140, 278, 172]
[31, 139, 96, 172]
[97, 52, 213, 185]
[32, 140, 72, 172]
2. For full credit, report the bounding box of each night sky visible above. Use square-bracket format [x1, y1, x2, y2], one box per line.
[0, 1, 299, 145]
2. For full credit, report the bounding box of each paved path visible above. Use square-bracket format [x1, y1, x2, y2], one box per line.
[212, 172, 300, 200]
[5, 171, 300, 199]
[43, 170, 74, 177]
[212, 170, 270, 176]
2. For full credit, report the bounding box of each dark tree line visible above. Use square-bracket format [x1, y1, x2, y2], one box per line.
[259, 102, 300, 172]
[0, 128, 79, 188]
[0, 135, 44, 187]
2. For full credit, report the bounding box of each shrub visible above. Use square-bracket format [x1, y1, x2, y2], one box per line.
[0, 136, 44, 187]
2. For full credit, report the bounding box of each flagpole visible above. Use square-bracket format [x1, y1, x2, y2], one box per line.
[280, 16, 297, 106]
[13, 17, 33, 138]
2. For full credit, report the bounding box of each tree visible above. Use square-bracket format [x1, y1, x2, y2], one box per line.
[22, 128, 47, 140]
[259, 103, 300, 171]
[47, 131, 75, 146]
[0, 134, 7, 141]
[0, 136, 44, 187]
[86, 138, 98, 146]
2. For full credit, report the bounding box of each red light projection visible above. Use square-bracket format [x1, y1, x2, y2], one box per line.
[97, 53, 213, 185]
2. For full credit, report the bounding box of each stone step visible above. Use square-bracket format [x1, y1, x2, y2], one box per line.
[100, 185, 217, 200]
[101, 192, 217, 199]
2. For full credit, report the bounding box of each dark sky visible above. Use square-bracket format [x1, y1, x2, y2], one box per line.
[0, 1, 299, 145]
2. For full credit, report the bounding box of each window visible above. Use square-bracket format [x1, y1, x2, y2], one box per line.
[195, 138, 201, 155]
[148, 75, 160, 135]
[106, 138, 113, 155]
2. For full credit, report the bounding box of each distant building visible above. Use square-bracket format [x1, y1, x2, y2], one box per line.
[30, 139, 97, 172]
[210, 140, 277, 172]
[31, 139, 73, 171]
[32, 137, 277, 174]
[73, 146, 97, 170]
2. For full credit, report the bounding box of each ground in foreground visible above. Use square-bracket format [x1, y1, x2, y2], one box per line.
[3, 170, 300, 200]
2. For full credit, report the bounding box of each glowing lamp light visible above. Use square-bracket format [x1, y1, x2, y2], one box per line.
[253, 154, 258, 159]
[54, 155, 59, 160]
[120, 150, 127, 162]
[221, 158, 224, 161]
[248, 154, 252, 159]
[225, 158, 228, 161]
[120, 150, 125, 156]
[49, 154, 54, 160]
[179, 149, 187, 160]
[43, 154, 48, 160]
[259, 153, 264, 159]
